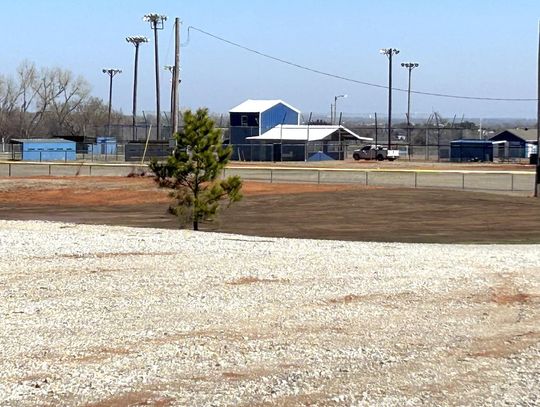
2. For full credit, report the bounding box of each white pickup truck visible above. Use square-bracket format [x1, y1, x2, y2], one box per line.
[352, 145, 399, 161]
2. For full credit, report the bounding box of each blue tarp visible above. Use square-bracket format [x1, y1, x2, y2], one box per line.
[307, 151, 334, 161]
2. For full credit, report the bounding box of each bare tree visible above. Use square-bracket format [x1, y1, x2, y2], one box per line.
[0, 62, 121, 142]
[16, 61, 42, 138]
[0, 75, 22, 141]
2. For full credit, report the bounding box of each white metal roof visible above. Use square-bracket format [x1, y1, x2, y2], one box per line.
[11, 138, 75, 143]
[246, 125, 372, 142]
[229, 99, 301, 114]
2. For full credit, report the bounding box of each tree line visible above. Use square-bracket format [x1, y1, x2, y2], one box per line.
[0, 61, 122, 142]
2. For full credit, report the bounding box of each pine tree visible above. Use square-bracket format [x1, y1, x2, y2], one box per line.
[149, 108, 242, 231]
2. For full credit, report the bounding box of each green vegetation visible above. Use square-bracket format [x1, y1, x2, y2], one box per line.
[149, 108, 242, 231]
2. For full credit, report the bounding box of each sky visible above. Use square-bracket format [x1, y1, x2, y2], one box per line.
[2, 0, 540, 120]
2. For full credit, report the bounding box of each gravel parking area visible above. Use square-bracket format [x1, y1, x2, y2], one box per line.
[1, 220, 539, 406]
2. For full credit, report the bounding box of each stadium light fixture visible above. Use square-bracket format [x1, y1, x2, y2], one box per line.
[126, 36, 149, 141]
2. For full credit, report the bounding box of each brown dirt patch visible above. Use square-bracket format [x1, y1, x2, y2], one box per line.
[226, 276, 289, 285]
[1, 176, 540, 243]
[85, 392, 175, 407]
[327, 294, 367, 304]
[222, 372, 249, 380]
[468, 331, 540, 358]
[491, 292, 533, 305]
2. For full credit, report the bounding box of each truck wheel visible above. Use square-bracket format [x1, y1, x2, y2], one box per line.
[353, 153, 360, 161]
[377, 154, 384, 161]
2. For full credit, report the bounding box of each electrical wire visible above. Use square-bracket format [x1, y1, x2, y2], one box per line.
[187, 26, 537, 102]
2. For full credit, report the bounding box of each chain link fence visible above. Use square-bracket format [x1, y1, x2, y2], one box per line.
[1, 124, 537, 164]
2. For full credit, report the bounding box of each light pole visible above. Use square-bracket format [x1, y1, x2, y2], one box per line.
[333, 94, 347, 125]
[102, 68, 122, 137]
[126, 36, 148, 141]
[143, 13, 167, 140]
[401, 62, 419, 144]
[380, 48, 400, 150]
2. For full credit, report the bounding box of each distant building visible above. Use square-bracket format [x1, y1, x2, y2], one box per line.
[450, 139, 493, 162]
[88, 136, 117, 156]
[489, 128, 538, 159]
[229, 99, 300, 145]
[11, 138, 76, 162]
[229, 99, 372, 161]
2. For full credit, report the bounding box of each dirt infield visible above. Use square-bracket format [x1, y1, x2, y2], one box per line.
[1, 176, 540, 243]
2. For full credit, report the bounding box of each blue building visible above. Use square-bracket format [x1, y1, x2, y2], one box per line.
[450, 139, 493, 162]
[489, 128, 538, 159]
[229, 99, 300, 145]
[11, 139, 76, 161]
[88, 136, 117, 155]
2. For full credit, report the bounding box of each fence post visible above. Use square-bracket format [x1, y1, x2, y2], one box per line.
[510, 173, 514, 192]
[462, 173, 465, 190]
[414, 171, 418, 188]
[365, 171, 369, 186]
[317, 170, 320, 184]
[48, 164, 51, 176]
[270, 168, 273, 184]
[8, 163, 11, 177]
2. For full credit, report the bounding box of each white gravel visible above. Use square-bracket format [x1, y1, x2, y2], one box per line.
[1, 220, 539, 406]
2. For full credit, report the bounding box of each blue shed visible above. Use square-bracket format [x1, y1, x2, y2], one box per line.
[229, 99, 300, 145]
[489, 129, 538, 159]
[88, 136, 117, 155]
[11, 138, 77, 161]
[450, 139, 493, 162]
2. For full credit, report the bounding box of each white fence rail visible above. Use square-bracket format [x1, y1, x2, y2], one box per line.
[0, 161, 535, 196]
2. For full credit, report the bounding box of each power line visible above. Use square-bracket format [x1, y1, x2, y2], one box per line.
[187, 26, 537, 102]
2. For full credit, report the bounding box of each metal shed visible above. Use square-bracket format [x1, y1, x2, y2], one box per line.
[11, 138, 76, 162]
[450, 139, 493, 162]
[246, 124, 372, 161]
[489, 129, 538, 159]
[88, 137, 117, 155]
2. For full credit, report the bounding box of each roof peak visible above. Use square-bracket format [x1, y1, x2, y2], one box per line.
[229, 99, 301, 114]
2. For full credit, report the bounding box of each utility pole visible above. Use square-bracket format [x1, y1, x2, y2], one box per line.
[143, 13, 167, 140]
[102, 68, 122, 137]
[338, 112, 343, 160]
[534, 21, 540, 198]
[374, 112, 378, 147]
[305, 112, 312, 161]
[164, 65, 175, 125]
[401, 62, 419, 143]
[172, 17, 181, 135]
[380, 48, 400, 150]
[333, 94, 347, 125]
[126, 36, 148, 141]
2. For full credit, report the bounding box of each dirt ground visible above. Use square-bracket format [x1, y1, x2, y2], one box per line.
[1, 176, 540, 243]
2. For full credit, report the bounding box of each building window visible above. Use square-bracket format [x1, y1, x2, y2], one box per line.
[241, 115, 248, 127]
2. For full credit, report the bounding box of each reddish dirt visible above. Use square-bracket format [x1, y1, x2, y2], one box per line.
[1, 176, 540, 243]
[231, 160, 536, 172]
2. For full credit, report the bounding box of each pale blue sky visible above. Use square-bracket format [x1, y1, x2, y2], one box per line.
[2, 0, 539, 119]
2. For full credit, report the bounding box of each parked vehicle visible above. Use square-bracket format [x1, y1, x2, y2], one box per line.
[352, 145, 399, 161]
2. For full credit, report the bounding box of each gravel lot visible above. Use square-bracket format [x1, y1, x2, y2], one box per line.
[1, 220, 539, 406]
